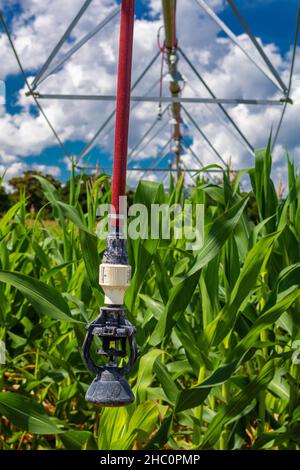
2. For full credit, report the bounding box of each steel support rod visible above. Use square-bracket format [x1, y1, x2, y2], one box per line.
[100, 76, 166, 151]
[182, 105, 227, 166]
[226, 0, 288, 94]
[76, 166, 232, 173]
[37, 6, 121, 87]
[111, 0, 135, 217]
[182, 137, 204, 168]
[272, 3, 300, 151]
[75, 50, 160, 163]
[140, 138, 172, 179]
[35, 93, 286, 106]
[193, 0, 283, 92]
[178, 46, 255, 155]
[31, 0, 93, 90]
[128, 106, 168, 159]
[129, 120, 169, 164]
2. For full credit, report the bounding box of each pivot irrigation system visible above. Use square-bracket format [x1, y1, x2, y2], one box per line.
[0, 0, 299, 406]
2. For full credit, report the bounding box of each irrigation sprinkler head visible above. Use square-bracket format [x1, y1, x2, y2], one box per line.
[83, 228, 137, 407]
[83, 306, 137, 407]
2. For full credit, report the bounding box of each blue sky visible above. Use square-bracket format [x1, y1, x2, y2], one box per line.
[0, 0, 299, 185]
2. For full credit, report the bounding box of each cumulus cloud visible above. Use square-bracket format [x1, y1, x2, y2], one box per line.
[0, 0, 299, 188]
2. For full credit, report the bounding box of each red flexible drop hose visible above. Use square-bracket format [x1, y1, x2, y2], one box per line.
[111, 0, 135, 222]
[172, 0, 177, 49]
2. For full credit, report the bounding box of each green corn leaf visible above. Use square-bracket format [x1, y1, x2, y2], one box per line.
[193, 164, 224, 177]
[154, 359, 179, 406]
[0, 202, 22, 232]
[200, 359, 277, 449]
[135, 348, 163, 402]
[175, 361, 239, 413]
[228, 288, 300, 362]
[0, 271, 78, 322]
[144, 414, 173, 450]
[98, 407, 129, 450]
[189, 197, 248, 277]
[111, 402, 159, 450]
[126, 180, 165, 313]
[150, 197, 248, 346]
[56, 201, 93, 234]
[253, 431, 300, 450]
[206, 232, 278, 347]
[60, 430, 97, 450]
[0, 392, 65, 434]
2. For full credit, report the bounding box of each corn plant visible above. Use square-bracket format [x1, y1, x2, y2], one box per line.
[0, 146, 300, 450]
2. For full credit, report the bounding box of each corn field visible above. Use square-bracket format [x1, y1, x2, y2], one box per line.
[0, 144, 300, 450]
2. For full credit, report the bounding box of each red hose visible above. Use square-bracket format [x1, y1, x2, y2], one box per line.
[111, 0, 135, 223]
[172, 0, 177, 49]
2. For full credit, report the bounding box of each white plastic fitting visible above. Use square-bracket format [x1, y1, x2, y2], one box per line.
[99, 263, 131, 305]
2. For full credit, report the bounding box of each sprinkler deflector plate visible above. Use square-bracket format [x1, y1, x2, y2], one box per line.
[85, 369, 134, 407]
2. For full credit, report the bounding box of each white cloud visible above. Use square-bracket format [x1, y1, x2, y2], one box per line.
[0, 0, 299, 188]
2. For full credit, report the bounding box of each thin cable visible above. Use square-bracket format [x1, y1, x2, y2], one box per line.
[181, 138, 214, 183]
[0, 12, 71, 159]
[128, 107, 168, 160]
[179, 46, 255, 155]
[185, 80, 253, 155]
[140, 137, 172, 179]
[272, 3, 300, 151]
[76, 50, 160, 164]
[182, 137, 204, 168]
[157, 25, 165, 52]
[182, 105, 227, 166]
[102, 75, 166, 139]
[129, 119, 170, 164]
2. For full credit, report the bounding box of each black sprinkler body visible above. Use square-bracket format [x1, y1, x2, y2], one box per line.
[83, 306, 137, 406]
[83, 232, 137, 407]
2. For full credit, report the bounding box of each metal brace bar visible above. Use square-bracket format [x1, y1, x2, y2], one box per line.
[31, 0, 93, 90]
[76, 166, 230, 173]
[178, 46, 255, 155]
[181, 138, 215, 183]
[182, 137, 204, 168]
[272, 3, 300, 151]
[128, 107, 168, 159]
[185, 81, 251, 156]
[193, 0, 283, 92]
[182, 105, 227, 166]
[35, 93, 285, 106]
[129, 120, 170, 164]
[37, 5, 121, 87]
[140, 138, 173, 179]
[76, 50, 161, 163]
[102, 75, 166, 140]
[226, 0, 288, 94]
